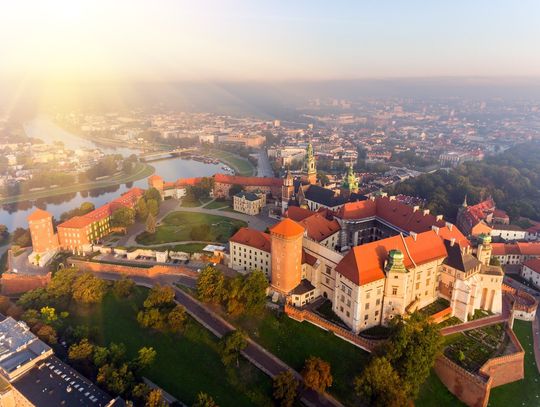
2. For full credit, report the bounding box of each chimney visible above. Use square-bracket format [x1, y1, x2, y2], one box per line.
[381, 192, 388, 198]
[369, 196, 376, 201]
[445, 222, 453, 231]
[436, 215, 443, 221]
[450, 238, 456, 246]
[410, 231, 417, 241]
[423, 209, 430, 216]
[432, 226, 440, 235]
[389, 195, 396, 201]
[413, 206, 420, 212]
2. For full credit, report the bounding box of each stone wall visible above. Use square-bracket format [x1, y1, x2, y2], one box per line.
[69, 259, 197, 278]
[429, 306, 452, 323]
[284, 303, 377, 352]
[0, 273, 52, 295]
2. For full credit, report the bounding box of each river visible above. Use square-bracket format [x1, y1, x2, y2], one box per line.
[0, 117, 223, 231]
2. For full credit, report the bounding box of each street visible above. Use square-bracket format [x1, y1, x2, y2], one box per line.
[257, 148, 274, 178]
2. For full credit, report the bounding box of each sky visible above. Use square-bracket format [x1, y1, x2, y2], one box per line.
[1, 0, 540, 83]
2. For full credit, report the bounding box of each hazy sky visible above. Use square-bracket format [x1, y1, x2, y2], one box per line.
[1, 0, 540, 82]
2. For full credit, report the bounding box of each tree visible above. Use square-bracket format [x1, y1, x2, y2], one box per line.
[136, 198, 149, 221]
[228, 184, 243, 198]
[190, 224, 211, 241]
[193, 392, 218, 407]
[241, 270, 268, 314]
[131, 383, 150, 402]
[40, 305, 58, 322]
[144, 187, 162, 204]
[145, 389, 166, 407]
[301, 356, 333, 393]
[136, 347, 157, 370]
[143, 285, 175, 309]
[72, 272, 107, 304]
[145, 213, 157, 234]
[97, 363, 134, 395]
[382, 313, 443, 399]
[113, 277, 135, 297]
[146, 199, 159, 217]
[167, 305, 187, 333]
[197, 266, 225, 304]
[17, 288, 50, 310]
[12, 227, 31, 247]
[48, 267, 79, 299]
[354, 356, 408, 407]
[21, 308, 40, 327]
[0, 224, 9, 245]
[224, 276, 245, 315]
[108, 342, 127, 364]
[36, 324, 58, 344]
[69, 339, 95, 362]
[137, 308, 167, 331]
[220, 330, 247, 367]
[0, 295, 11, 314]
[93, 346, 110, 367]
[111, 207, 135, 227]
[273, 370, 299, 407]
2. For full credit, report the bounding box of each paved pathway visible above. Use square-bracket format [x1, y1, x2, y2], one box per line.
[257, 148, 274, 178]
[93, 271, 342, 407]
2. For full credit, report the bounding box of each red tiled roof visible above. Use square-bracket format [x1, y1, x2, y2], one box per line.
[230, 227, 271, 252]
[269, 218, 305, 238]
[286, 206, 315, 222]
[335, 230, 447, 286]
[214, 173, 282, 187]
[27, 208, 52, 222]
[110, 187, 144, 210]
[524, 258, 540, 274]
[516, 242, 540, 256]
[58, 216, 93, 229]
[83, 203, 112, 221]
[299, 213, 341, 242]
[175, 177, 204, 187]
[436, 225, 470, 248]
[302, 249, 318, 266]
[336, 199, 376, 219]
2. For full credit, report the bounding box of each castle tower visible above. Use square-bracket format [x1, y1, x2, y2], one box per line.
[148, 175, 165, 194]
[27, 209, 58, 253]
[477, 233, 492, 266]
[270, 218, 305, 294]
[281, 169, 294, 214]
[382, 249, 411, 322]
[302, 142, 317, 185]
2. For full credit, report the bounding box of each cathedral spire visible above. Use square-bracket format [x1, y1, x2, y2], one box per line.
[302, 140, 317, 185]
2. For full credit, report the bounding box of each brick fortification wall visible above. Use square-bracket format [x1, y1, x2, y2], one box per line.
[0, 273, 52, 295]
[284, 303, 377, 352]
[434, 355, 491, 407]
[434, 324, 525, 407]
[69, 259, 197, 278]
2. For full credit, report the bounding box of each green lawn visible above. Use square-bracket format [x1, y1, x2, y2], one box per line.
[180, 196, 211, 208]
[67, 288, 273, 406]
[232, 310, 370, 406]
[489, 320, 540, 406]
[136, 211, 246, 244]
[207, 149, 255, 176]
[203, 199, 232, 210]
[135, 243, 207, 254]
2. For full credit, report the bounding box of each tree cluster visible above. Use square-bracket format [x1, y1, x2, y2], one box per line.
[60, 202, 95, 222]
[197, 267, 268, 316]
[388, 142, 540, 222]
[84, 155, 122, 181]
[137, 285, 187, 333]
[354, 312, 443, 406]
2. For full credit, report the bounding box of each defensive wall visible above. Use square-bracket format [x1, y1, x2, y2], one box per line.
[68, 259, 198, 279]
[0, 273, 52, 296]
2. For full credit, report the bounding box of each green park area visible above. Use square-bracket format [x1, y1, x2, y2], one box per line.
[180, 196, 211, 208]
[67, 287, 273, 406]
[207, 149, 255, 176]
[203, 199, 232, 210]
[0, 162, 155, 205]
[136, 211, 246, 244]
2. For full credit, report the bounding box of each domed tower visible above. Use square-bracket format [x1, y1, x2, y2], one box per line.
[281, 169, 294, 214]
[382, 249, 411, 321]
[477, 233, 492, 266]
[302, 142, 317, 185]
[270, 218, 305, 294]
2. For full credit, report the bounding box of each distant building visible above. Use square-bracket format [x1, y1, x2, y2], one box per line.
[521, 259, 540, 289]
[491, 242, 540, 265]
[456, 196, 509, 236]
[27, 209, 59, 266]
[0, 316, 116, 407]
[233, 191, 266, 215]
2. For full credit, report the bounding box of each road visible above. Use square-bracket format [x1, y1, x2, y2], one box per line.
[93, 271, 342, 407]
[257, 148, 274, 178]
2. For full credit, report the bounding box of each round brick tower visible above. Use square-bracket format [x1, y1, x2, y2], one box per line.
[270, 218, 305, 294]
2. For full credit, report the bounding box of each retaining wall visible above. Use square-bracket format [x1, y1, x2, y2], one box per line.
[0, 273, 52, 295]
[69, 259, 197, 278]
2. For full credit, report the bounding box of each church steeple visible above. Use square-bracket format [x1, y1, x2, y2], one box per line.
[302, 141, 317, 185]
[342, 163, 359, 194]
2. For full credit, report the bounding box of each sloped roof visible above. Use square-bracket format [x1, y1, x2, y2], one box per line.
[230, 227, 271, 252]
[57, 216, 93, 229]
[299, 213, 341, 242]
[269, 218, 305, 238]
[524, 258, 540, 274]
[335, 230, 447, 286]
[304, 185, 347, 208]
[443, 240, 480, 272]
[27, 209, 52, 222]
[286, 206, 315, 222]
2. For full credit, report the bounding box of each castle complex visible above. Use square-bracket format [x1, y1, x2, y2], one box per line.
[230, 143, 504, 332]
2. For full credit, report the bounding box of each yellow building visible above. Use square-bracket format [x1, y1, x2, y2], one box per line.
[233, 190, 266, 215]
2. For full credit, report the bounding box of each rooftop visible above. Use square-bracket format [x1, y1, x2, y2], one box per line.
[230, 228, 271, 252]
[269, 218, 305, 238]
[27, 209, 52, 222]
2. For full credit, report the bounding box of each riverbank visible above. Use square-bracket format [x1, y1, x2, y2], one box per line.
[205, 149, 256, 176]
[0, 162, 155, 205]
